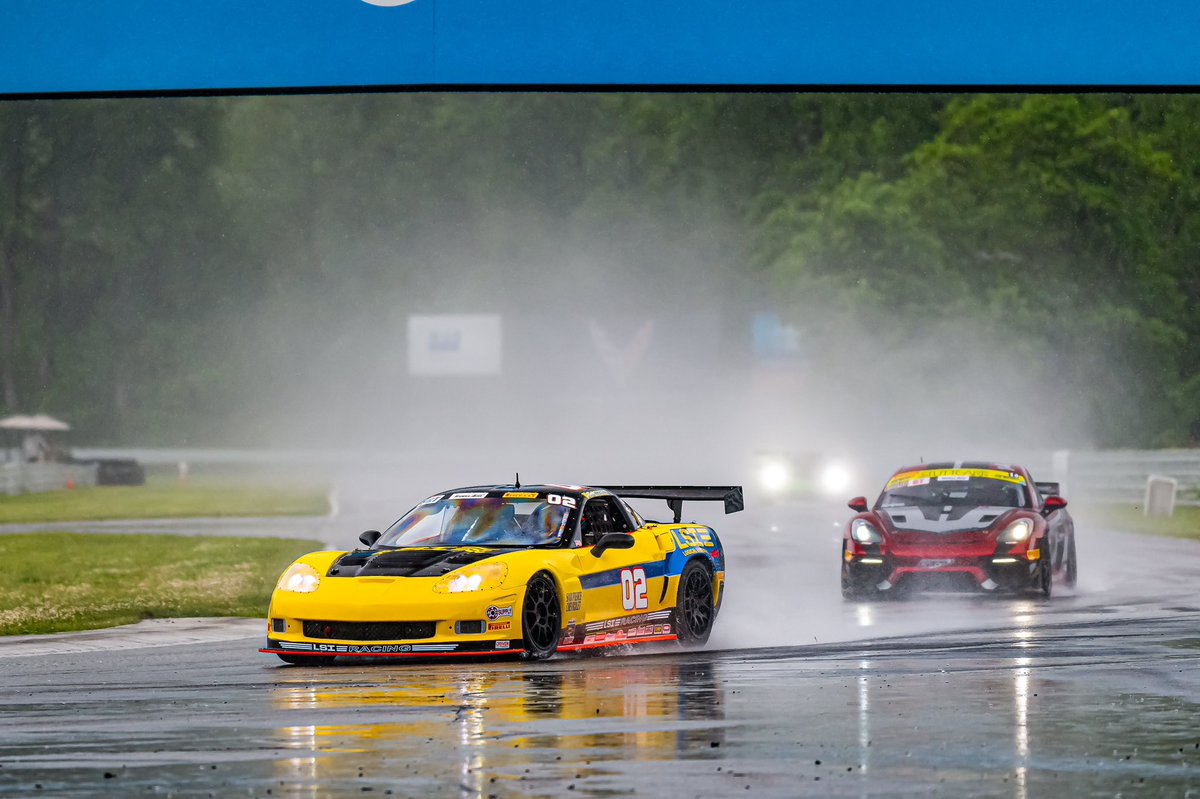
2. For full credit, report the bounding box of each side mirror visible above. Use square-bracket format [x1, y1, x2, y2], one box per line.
[848, 496, 869, 513]
[359, 530, 382, 547]
[590, 532, 635, 558]
[1042, 496, 1067, 515]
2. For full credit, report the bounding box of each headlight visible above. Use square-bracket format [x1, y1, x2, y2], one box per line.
[276, 563, 320, 594]
[819, 462, 852, 497]
[758, 458, 791, 494]
[999, 518, 1033, 544]
[851, 519, 882, 544]
[433, 563, 508, 594]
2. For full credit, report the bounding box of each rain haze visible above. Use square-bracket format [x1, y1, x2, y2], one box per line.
[189, 95, 1102, 476]
[2, 92, 1194, 650]
[6, 89, 1200, 799]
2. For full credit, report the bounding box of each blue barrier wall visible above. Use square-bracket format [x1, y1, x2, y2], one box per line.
[2, 0, 1198, 94]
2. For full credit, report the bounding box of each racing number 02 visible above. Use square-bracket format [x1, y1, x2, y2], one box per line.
[620, 567, 648, 611]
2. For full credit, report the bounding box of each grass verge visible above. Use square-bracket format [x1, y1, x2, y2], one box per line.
[1078, 503, 1200, 541]
[0, 476, 329, 524]
[0, 533, 322, 635]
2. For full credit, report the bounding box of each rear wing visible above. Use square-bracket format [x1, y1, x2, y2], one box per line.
[1035, 481, 1061, 497]
[601, 485, 744, 524]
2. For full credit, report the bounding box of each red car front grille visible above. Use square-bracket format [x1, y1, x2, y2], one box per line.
[888, 533, 995, 559]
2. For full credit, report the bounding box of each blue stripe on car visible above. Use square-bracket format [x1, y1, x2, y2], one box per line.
[578, 561, 669, 590]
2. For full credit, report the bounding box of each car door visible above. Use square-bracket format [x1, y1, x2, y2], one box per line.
[574, 495, 669, 626]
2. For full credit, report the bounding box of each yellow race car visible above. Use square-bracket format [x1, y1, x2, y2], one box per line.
[260, 483, 742, 664]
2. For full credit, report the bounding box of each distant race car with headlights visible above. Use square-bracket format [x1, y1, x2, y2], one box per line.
[841, 462, 1076, 599]
[754, 450, 855, 502]
[261, 483, 742, 663]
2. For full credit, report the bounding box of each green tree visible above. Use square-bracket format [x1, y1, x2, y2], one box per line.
[757, 94, 1187, 445]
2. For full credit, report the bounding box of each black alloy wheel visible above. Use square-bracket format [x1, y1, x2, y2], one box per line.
[1064, 536, 1078, 588]
[521, 572, 562, 660]
[676, 560, 716, 647]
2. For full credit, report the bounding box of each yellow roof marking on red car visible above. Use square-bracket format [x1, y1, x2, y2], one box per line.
[886, 468, 1026, 489]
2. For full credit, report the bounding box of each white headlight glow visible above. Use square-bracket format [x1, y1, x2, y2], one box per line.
[819, 462, 852, 497]
[277, 564, 320, 594]
[851, 519, 882, 544]
[432, 563, 509, 594]
[448, 573, 484, 593]
[1000, 518, 1033, 544]
[758, 459, 791, 494]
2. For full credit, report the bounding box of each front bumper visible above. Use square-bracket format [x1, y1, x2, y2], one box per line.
[261, 637, 522, 658]
[260, 579, 526, 658]
[844, 550, 1042, 593]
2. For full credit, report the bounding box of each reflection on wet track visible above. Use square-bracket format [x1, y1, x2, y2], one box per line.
[270, 659, 726, 797]
[0, 497, 1198, 796]
[2, 611, 1198, 797]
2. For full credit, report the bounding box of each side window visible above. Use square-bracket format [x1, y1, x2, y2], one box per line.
[580, 496, 633, 546]
[620, 500, 645, 529]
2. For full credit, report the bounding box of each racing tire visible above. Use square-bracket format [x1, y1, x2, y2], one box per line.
[521, 572, 562, 660]
[841, 568, 859, 600]
[676, 560, 716, 648]
[276, 654, 336, 666]
[841, 564, 878, 601]
[1036, 558, 1053, 599]
[1064, 536, 1078, 588]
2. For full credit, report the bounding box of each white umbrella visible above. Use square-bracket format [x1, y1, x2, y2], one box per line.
[0, 414, 71, 431]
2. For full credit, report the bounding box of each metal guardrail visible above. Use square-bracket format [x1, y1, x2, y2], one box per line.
[38, 446, 1200, 509]
[0, 462, 98, 496]
[1061, 449, 1200, 507]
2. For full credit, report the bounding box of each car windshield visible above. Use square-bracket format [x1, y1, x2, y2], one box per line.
[879, 468, 1029, 509]
[376, 493, 576, 548]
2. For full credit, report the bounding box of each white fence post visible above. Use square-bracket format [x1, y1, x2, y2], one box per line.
[1144, 475, 1178, 518]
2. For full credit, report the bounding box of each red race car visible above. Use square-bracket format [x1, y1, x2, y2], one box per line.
[841, 462, 1076, 599]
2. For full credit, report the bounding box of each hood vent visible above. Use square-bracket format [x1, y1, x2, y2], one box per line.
[883, 505, 1012, 535]
[328, 548, 500, 578]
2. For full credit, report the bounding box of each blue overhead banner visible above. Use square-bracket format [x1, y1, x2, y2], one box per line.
[1, 0, 1198, 94]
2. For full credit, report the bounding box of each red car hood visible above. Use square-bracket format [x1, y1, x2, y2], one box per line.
[878, 505, 1015, 534]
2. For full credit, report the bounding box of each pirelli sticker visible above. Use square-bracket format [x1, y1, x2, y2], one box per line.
[502, 491, 539, 499]
[886, 468, 1026, 489]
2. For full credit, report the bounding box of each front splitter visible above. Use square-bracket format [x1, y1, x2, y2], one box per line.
[261, 637, 523, 658]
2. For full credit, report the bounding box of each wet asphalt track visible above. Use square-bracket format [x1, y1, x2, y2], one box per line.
[1, 475, 1198, 797]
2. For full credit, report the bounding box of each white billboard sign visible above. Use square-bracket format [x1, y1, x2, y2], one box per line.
[407, 314, 502, 375]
